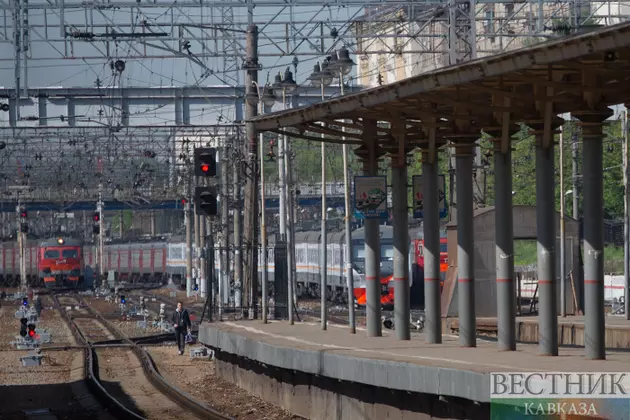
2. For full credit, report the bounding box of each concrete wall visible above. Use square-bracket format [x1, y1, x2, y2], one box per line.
[199, 324, 493, 420]
[444, 205, 581, 317]
[212, 348, 490, 420]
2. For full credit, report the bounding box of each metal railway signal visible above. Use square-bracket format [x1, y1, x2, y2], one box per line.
[195, 186, 218, 216]
[19, 207, 28, 234]
[92, 211, 100, 235]
[19, 317, 27, 337]
[194, 148, 217, 177]
[27, 323, 36, 338]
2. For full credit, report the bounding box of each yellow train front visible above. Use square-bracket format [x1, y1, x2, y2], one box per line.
[38, 238, 85, 290]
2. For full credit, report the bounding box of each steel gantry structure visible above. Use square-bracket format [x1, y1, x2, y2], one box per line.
[0, 85, 352, 202]
[253, 20, 630, 360]
[2, 0, 629, 321]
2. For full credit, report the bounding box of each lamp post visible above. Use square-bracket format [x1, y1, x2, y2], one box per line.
[308, 61, 333, 330]
[247, 80, 276, 323]
[327, 47, 356, 333]
[273, 68, 297, 324]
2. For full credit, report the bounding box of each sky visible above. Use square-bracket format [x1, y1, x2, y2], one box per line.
[0, 1, 369, 126]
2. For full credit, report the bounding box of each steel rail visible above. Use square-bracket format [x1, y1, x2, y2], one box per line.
[50, 294, 146, 420]
[76, 295, 234, 420]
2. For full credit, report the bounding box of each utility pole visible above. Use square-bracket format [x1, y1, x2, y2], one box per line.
[185, 194, 193, 297]
[233, 141, 243, 309]
[220, 147, 230, 310]
[16, 198, 26, 292]
[242, 24, 259, 319]
[572, 123, 579, 220]
[560, 118, 566, 317]
[473, 146, 486, 208]
[199, 180, 207, 298]
[285, 138, 297, 306]
[13, 0, 21, 121]
[624, 107, 629, 320]
[98, 184, 105, 287]
[194, 178, 202, 293]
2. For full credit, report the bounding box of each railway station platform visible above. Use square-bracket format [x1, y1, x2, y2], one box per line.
[447, 315, 630, 349]
[198, 320, 630, 420]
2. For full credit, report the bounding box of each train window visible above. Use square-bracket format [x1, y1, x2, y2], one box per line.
[353, 245, 396, 261]
[381, 245, 394, 260]
[352, 247, 365, 261]
[380, 283, 389, 295]
[62, 249, 78, 258]
[440, 243, 448, 253]
[44, 250, 60, 258]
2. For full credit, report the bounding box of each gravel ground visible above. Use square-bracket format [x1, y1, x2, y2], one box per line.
[112, 320, 164, 338]
[83, 296, 120, 314]
[95, 347, 192, 420]
[73, 318, 115, 342]
[83, 296, 168, 338]
[150, 288, 202, 307]
[0, 298, 75, 350]
[0, 349, 81, 385]
[148, 346, 304, 420]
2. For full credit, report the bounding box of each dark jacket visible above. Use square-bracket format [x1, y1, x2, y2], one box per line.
[172, 308, 191, 329]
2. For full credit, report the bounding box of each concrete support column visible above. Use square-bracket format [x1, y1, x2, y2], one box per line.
[534, 129, 558, 356]
[455, 141, 476, 347]
[579, 112, 610, 360]
[391, 153, 410, 340]
[363, 158, 381, 338]
[150, 211, 156, 236]
[422, 150, 441, 344]
[359, 120, 383, 338]
[493, 138, 516, 351]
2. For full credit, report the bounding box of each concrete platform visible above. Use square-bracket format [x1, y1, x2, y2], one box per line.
[447, 315, 630, 349]
[199, 319, 630, 419]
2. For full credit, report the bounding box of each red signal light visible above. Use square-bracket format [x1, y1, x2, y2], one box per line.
[28, 330, 35, 337]
[181, 199, 187, 205]
[20, 212, 27, 218]
[200, 163, 210, 173]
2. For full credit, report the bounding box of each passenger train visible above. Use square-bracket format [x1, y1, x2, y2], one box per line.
[0, 225, 449, 307]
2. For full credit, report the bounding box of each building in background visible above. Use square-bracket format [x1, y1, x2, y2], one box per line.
[353, 1, 630, 88]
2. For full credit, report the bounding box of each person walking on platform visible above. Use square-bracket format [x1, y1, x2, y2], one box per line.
[172, 301, 191, 355]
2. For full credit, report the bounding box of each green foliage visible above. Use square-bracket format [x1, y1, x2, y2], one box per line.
[272, 119, 626, 221]
[112, 210, 133, 233]
[486, 120, 625, 220]
[514, 240, 623, 266]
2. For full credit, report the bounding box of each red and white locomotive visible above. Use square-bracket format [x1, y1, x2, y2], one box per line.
[38, 237, 84, 289]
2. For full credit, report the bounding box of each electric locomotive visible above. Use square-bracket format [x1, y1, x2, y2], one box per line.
[38, 237, 84, 289]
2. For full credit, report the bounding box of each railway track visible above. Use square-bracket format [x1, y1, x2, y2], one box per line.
[51, 293, 234, 420]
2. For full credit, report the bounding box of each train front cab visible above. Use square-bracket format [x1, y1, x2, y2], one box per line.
[39, 239, 84, 289]
[410, 233, 448, 308]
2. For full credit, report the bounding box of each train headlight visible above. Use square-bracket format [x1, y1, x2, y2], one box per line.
[57, 238, 64, 245]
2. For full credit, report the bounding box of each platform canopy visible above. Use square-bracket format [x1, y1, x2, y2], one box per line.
[251, 20, 630, 155]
